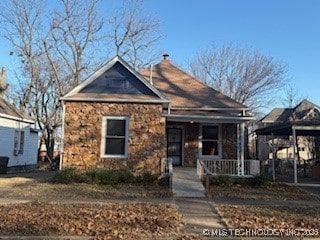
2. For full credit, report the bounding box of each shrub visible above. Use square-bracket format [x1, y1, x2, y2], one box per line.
[53, 168, 157, 186]
[136, 172, 158, 186]
[251, 174, 268, 187]
[213, 175, 232, 186]
[85, 168, 108, 184]
[52, 167, 80, 184]
[100, 169, 134, 185]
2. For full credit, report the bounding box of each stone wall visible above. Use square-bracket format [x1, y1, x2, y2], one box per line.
[182, 123, 199, 166]
[167, 122, 238, 167]
[221, 124, 238, 159]
[63, 102, 166, 174]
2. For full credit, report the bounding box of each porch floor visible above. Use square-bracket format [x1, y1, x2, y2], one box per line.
[172, 167, 206, 197]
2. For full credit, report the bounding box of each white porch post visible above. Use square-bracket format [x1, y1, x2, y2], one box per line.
[292, 127, 298, 184]
[237, 124, 241, 176]
[240, 122, 245, 176]
[271, 132, 276, 182]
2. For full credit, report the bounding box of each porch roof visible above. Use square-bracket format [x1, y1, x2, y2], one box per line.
[165, 111, 254, 123]
[255, 120, 320, 136]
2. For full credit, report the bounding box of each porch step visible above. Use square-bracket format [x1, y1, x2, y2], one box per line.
[172, 167, 206, 197]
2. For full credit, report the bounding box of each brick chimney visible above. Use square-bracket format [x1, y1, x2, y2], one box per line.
[163, 54, 169, 61]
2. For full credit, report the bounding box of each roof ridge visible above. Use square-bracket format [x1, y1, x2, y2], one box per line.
[151, 60, 248, 109]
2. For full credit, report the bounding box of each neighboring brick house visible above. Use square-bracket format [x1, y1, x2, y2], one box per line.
[60, 55, 252, 174]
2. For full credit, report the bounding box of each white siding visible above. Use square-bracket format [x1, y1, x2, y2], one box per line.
[0, 117, 38, 167]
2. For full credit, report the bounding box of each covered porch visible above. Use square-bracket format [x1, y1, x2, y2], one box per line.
[256, 120, 320, 184]
[163, 109, 260, 178]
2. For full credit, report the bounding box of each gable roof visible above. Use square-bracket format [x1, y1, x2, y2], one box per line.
[140, 58, 248, 110]
[61, 56, 169, 104]
[260, 99, 320, 123]
[0, 98, 34, 123]
[260, 108, 292, 123]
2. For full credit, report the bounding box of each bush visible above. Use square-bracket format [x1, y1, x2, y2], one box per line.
[213, 175, 232, 186]
[52, 167, 80, 184]
[53, 168, 158, 186]
[136, 172, 158, 186]
[100, 169, 134, 185]
[251, 174, 268, 187]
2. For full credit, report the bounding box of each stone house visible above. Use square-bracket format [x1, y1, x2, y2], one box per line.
[60, 55, 253, 175]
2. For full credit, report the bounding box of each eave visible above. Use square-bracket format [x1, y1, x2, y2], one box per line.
[0, 113, 35, 124]
[164, 114, 254, 123]
[60, 97, 169, 104]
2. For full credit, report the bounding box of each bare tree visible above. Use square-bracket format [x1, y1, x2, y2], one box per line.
[280, 84, 305, 108]
[108, 0, 162, 70]
[0, 0, 104, 162]
[189, 44, 287, 112]
[0, 0, 162, 163]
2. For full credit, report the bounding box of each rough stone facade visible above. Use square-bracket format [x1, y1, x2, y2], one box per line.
[63, 102, 166, 174]
[167, 122, 238, 167]
[221, 124, 238, 159]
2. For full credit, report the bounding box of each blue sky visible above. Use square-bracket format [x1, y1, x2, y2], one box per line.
[143, 0, 320, 109]
[1, 0, 320, 112]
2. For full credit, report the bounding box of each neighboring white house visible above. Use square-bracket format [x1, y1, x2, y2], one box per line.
[0, 98, 38, 171]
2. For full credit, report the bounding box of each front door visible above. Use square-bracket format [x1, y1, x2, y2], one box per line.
[167, 128, 183, 166]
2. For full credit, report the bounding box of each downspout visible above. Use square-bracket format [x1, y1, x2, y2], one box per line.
[59, 101, 66, 170]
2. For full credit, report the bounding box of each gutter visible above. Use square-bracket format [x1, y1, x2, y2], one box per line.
[171, 107, 251, 111]
[164, 114, 255, 123]
[59, 97, 170, 104]
[0, 113, 35, 124]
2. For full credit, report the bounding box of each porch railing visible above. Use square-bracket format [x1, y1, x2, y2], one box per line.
[197, 159, 260, 177]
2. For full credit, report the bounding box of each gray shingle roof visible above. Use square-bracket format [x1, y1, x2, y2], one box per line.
[0, 98, 34, 122]
[260, 99, 320, 123]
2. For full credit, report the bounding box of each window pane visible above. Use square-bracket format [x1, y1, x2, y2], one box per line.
[202, 141, 218, 156]
[19, 131, 25, 154]
[107, 119, 125, 136]
[105, 138, 125, 155]
[168, 129, 182, 143]
[203, 126, 218, 140]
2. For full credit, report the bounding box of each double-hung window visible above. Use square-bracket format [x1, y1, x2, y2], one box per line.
[200, 125, 220, 158]
[13, 130, 25, 155]
[101, 116, 129, 158]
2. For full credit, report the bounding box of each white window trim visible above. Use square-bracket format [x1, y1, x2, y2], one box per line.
[101, 116, 129, 158]
[199, 124, 222, 159]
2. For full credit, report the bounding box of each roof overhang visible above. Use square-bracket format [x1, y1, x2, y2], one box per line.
[165, 114, 254, 124]
[60, 97, 169, 104]
[61, 56, 169, 102]
[0, 113, 35, 124]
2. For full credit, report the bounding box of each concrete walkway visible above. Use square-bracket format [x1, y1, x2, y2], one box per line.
[172, 167, 225, 235]
[172, 167, 206, 197]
